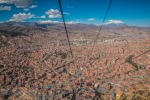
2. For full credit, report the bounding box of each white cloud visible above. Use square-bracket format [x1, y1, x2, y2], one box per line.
[9, 13, 35, 22]
[45, 9, 69, 18]
[29, 5, 37, 8]
[23, 5, 37, 11]
[0, 0, 11, 3]
[23, 8, 29, 11]
[105, 20, 124, 24]
[66, 21, 78, 24]
[40, 15, 46, 18]
[88, 18, 95, 21]
[38, 20, 78, 24]
[45, 9, 61, 18]
[63, 12, 69, 15]
[38, 20, 60, 24]
[0, 0, 34, 8]
[0, 5, 11, 11]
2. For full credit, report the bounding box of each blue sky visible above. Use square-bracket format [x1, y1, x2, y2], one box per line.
[0, 0, 150, 26]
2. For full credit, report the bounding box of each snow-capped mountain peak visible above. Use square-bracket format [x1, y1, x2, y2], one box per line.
[104, 20, 127, 28]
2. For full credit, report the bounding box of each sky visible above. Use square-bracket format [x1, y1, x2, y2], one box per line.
[0, 0, 150, 27]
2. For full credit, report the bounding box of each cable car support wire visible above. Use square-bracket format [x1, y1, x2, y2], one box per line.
[92, 0, 113, 53]
[58, 0, 74, 60]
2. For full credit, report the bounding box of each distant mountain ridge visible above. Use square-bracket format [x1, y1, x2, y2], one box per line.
[0, 21, 149, 30]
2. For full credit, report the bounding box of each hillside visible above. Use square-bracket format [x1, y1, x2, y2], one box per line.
[0, 22, 150, 99]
